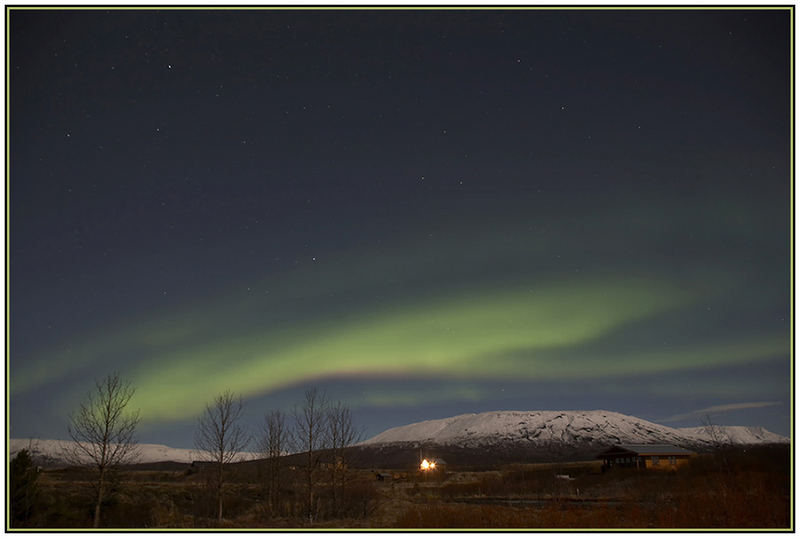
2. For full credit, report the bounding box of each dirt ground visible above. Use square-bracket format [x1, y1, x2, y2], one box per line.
[11, 445, 791, 529]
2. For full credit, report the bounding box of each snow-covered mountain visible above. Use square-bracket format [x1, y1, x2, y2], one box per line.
[678, 425, 787, 445]
[9, 438, 259, 467]
[11, 412, 787, 468]
[360, 410, 788, 449]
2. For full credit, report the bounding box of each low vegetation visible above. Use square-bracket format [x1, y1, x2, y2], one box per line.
[10, 376, 789, 529]
[9, 444, 790, 529]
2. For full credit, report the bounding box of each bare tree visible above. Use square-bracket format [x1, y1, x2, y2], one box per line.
[65, 373, 140, 528]
[292, 387, 329, 524]
[701, 414, 725, 446]
[701, 414, 730, 472]
[325, 400, 362, 517]
[195, 390, 250, 523]
[257, 409, 288, 515]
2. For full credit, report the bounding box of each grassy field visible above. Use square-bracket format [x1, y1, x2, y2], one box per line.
[10, 444, 791, 529]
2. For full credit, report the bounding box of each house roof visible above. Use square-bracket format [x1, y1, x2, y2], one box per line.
[597, 444, 695, 458]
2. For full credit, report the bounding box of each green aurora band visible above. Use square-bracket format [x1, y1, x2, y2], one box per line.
[117, 276, 780, 421]
[12, 202, 787, 424]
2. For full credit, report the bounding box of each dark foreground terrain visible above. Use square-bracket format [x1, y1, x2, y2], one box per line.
[9, 444, 790, 529]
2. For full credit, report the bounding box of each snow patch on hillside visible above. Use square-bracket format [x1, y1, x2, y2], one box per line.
[10, 438, 259, 466]
[678, 426, 788, 445]
[360, 410, 788, 448]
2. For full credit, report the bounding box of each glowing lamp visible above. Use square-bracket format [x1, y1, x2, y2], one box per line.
[420, 459, 436, 471]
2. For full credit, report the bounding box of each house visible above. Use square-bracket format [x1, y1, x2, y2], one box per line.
[596, 444, 694, 471]
[419, 457, 447, 472]
[432, 458, 447, 471]
[187, 460, 216, 474]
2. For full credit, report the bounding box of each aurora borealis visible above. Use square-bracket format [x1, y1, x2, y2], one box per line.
[9, 8, 791, 446]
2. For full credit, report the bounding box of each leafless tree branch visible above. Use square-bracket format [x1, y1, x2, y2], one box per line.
[195, 390, 250, 523]
[257, 409, 288, 515]
[64, 373, 140, 527]
[292, 387, 328, 524]
[324, 400, 362, 517]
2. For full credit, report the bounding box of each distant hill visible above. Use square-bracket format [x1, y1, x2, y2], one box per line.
[354, 410, 788, 466]
[9, 438, 259, 468]
[361, 410, 787, 448]
[677, 425, 787, 445]
[10, 410, 787, 470]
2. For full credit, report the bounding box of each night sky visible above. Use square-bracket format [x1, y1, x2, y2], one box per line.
[9, 8, 791, 448]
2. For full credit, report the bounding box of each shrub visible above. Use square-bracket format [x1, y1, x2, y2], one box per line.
[10, 449, 40, 527]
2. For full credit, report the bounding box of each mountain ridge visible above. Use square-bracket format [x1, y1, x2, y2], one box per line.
[9, 438, 259, 467]
[11, 410, 787, 469]
[360, 409, 787, 449]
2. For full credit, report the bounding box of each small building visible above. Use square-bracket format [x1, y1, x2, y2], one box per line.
[419, 457, 447, 472]
[375, 472, 393, 482]
[596, 444, 694, 471]
[187, 460, 217, 475]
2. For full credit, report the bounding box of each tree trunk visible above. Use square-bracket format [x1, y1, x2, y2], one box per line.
[330, 465, 338, 517]
[217, 463, 223, 523]
[307, 447, 314, 524]
[93, 468, 105, 528]
[269, 460, 278, 514]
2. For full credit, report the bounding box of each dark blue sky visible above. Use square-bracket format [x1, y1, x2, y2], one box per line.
[9, 8, 791, 447]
